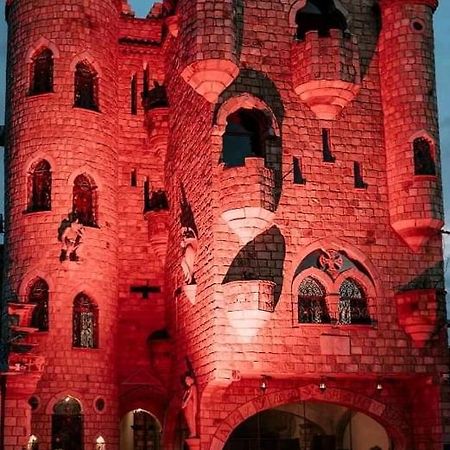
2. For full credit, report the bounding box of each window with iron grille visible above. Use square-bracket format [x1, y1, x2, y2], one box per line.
[72, 174, 97, 227]
[28, 159, 51, 212]
[74, 61, 99, 111]
[30, 48, 53, 95]
[72, 293, 98, 349]
[28, 278, 49, 331]
[298, 277, 331, 324]
[338, 278, 371, 325]
[413, 137, 435, 176]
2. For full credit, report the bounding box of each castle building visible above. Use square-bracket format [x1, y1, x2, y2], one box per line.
[1, 0, 449, 449]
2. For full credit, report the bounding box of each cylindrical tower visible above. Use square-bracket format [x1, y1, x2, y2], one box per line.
[378, 0, 443, 251]
[178, 0, 240, 103]
[4, 0, 120, 448]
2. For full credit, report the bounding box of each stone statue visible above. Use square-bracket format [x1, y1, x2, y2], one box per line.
[181, 373, 198, 438]
[58, 213, 84, 262]
[181, 227, 198, 285]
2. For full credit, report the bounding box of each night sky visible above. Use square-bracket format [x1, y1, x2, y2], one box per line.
[0, 0, 449, 270]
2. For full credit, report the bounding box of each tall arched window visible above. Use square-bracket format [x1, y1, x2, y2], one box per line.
[72, 174, 97, 227]
[28, 160, 51, 212]
[413, 137, 435, 175]
[222, 108, 270, 167]
[27, 278, 49, 332]
[338, 278, 370, 325]
[73, 293, 98, 348]
[74, 61, 99, 111]
[52, 397, 83, 450]
[298, 277, 330, 324]
[30, 48, 53, 95]
[295, 0, 347, 40]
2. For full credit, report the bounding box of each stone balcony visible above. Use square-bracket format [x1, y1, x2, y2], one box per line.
[292, 29, 360, 120]
[218, 157, 275, 245]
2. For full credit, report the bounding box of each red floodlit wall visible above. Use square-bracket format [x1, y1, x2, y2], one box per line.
[2, 0, 449, 449]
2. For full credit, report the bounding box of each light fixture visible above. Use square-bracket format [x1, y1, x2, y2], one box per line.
[376, 381, 383, 391]
[319, 378, 327, 392]
[64, 396, 71, 402]
[260, 375, 268, 393]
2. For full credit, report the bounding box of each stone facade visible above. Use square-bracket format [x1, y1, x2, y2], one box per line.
[1, 0, 449, 449]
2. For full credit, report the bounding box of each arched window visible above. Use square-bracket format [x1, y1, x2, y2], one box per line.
[338, 278, 370, 325]
[413, 137, 435, 175]
[295, 0, 347, 40]
[73, 293, 98, 348]
[298, 277, 330, 324]
[72, 174, 97, 227]
[222, 108, 270, 167]
[74, 61, 99, 111]
[28, 160, 51, 212]
[52, 397, 83, 450]
[30, 48, 53, 95]
[27, 278, 49, 332]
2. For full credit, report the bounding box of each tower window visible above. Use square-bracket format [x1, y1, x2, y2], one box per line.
[27, 278, 49, 332]
[295, 0, 347, 40]
[131, 74, 138, 115]
[72, 174, 97, 227]
[30, 48, 53, 95]
[298, 277, 330, 324]
[28, 159, 51, 212]
[74, 61, 99, 111]
[73, 293, 98, 349]
[222, 108, 270, 167]
[413, 137, 435, 175]
[338, 278, 371, 325]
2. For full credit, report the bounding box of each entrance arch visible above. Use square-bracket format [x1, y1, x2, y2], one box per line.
[223, 403, 391, 450]
[120, 409, 162, 450]
[210, 385, 409, 450]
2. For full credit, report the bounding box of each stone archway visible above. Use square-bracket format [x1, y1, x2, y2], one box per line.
[209, 385, 409, 450]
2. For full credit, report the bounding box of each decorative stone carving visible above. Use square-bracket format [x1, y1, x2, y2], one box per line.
[181, 227, 198, 285]
[182, 373, 198, 438]
[58, 213, 84, 262]
[319, 249, 344, 278]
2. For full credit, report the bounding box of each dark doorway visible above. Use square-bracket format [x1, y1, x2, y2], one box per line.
[51, 397, 83, 450]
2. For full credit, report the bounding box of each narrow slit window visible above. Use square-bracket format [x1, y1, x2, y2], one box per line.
[131, 74, 138, 115]
[74, 61, 99, 111]
[354, 161, 367, 189]
[131, 169, 137, 187]
[322, 128, 335, 162]
[413, 137, 435, 175]
[293, 157, 306, 184]
[30, 48, 53, 95]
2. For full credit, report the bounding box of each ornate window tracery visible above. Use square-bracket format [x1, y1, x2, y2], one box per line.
[413, 137, 435, 176]
[74, 61, 99, 111]
[30, 48, 53, 95]
[28, 160, 51, 212]
[28, 278, 49, 332]
[338, 278, 371, 325]
[73, 293, 98, 349]
[298, 277, 330, 324]
[72, 174, 97, 227]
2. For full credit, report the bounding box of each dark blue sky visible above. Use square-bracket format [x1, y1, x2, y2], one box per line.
[0, 0, 449, 249]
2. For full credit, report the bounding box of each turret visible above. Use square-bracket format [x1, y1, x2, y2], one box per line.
[178, 0, 240, 103]
[3, 0, 120, 447]
[378, 0, 443, 251]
